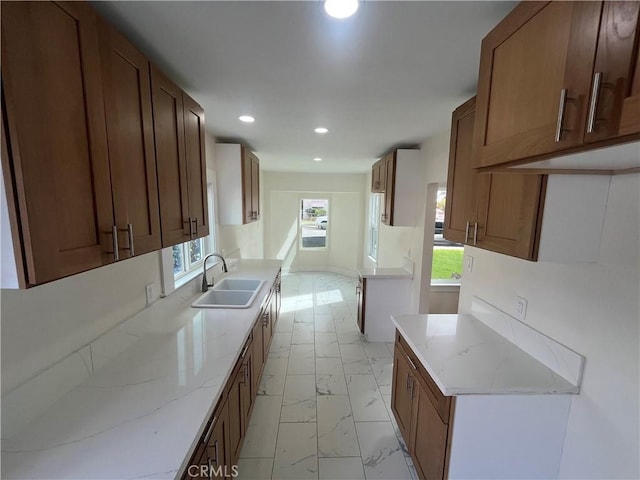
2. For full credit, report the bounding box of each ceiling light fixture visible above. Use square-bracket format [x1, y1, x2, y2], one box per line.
[313, 157, 323, 162]
[238, 115, 255, 123]
[324, 0, 359, 19]
[314, 127, 329, 134]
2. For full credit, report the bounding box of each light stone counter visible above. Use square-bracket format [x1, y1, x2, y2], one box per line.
[2, 259, 282, 480]
[357, 267, 413, 279]
[392, 313, 580, 396]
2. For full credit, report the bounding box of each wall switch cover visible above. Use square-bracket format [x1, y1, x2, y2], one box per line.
[515, 296, 528, 321]
[145, 284, 154, 306]
[465, 255, 474, 273]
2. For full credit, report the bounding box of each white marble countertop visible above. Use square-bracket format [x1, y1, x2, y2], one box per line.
[391, 313, 579, 396]
[357, 267, 413, 279]
[2, 259, 282, 480]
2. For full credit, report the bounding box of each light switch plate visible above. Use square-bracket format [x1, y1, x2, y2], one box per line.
[514, 296, 528, 321]
[145, 284, 154, 306]
[465, 255, 474, 273]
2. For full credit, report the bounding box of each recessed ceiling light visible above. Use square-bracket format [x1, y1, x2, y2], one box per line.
[238, 115, 255, 123]
[314, 127, 329, 134]
[313, 157, 323, 162]
[324, 0, 359, 19]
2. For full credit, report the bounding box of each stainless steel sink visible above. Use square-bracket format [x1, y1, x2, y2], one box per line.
[213, 278, 264, 291]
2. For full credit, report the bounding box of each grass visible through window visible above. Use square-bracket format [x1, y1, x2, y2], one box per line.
[432, 247, 464, 280]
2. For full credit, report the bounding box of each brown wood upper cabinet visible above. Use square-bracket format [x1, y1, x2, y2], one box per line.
[370, 158, 386, 193]
[216, 144, 261, 225]
[445, 97, 546, 260]
[151, 66, 209, 247]
[243, 149, 260, 223]
[474, 1, 640, 172]
[98, 21, 162, 258]
[2, 2, 118, 287]
[379, 149, 422, 227]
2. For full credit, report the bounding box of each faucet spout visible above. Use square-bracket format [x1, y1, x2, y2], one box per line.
[201, 253, 228, 292]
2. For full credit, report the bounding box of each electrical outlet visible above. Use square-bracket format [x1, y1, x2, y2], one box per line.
[145, 284, 154, 306]
[465, 254, 474, 273]
[514, 296, 528, 321]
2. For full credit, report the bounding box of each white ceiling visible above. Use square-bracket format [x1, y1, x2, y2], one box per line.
[91, 1, 516, 173]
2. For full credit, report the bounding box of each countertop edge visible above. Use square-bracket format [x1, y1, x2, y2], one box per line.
[391, 314, 580, 396]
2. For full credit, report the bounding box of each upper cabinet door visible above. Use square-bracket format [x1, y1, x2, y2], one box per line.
[382, 152, 395, 225]
[241, 147, 253, 224]
[1, 1, 114, 285]
[475, 173, 546, 260]
[99, 22, 161, 257]
[151, 66, 191, 247]
[474, 1, 602, 168]
[444, 97, 478, 245]
[183, 93, 209, 239]
[585, 1, 640, 142]
[251, 153, 260, 222]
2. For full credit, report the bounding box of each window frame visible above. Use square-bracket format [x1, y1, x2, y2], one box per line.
[431, 186, 463, 286]
[299, 197, 330, 251]
[160, 168, 218, 295]
[368, 193, 380, 262]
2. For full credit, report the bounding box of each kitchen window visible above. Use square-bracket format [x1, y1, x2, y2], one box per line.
[368, 193, 380, 261]
[161, 172, 217, 295]
[432, 187, 463, 284]
[300, 198, 328, 250]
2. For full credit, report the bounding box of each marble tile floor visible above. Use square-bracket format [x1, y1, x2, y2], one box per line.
[237, 272, 416, 480]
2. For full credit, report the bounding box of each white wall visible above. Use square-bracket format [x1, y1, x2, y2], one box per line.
[263, 172, 365, 275]
[1, 252, 162, 394]
[362, 130, 454, 313]
[205, 133, 264, 259]
[458, 173, 640, 479]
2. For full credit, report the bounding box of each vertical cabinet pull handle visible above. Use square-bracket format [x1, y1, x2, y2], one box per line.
[191, 218, 198, 237]
[464, 221, 470, 244]
[405, 372, 411, 392]
[555, 88, 569, 142]
[213, 439, 219, 465]
[112, 225, 119, 261]
[587, 72, 603, 133]
[473, 222, 478, 246]
[127, 223, 134, 257]
[262, 312, 269, 327]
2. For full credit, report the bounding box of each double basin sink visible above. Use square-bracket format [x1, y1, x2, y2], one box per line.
[192, 278, 265, 309]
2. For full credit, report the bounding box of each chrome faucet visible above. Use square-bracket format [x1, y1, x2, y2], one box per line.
[201, 253, 228, 292]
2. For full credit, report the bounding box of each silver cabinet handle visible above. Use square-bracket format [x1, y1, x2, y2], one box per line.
[262, 311, 269, 327]
[112, 225, 119, 261]
[587, 72, 603, 134]
[473, 222, 478, 246]
[127, 223, 134, 257]
[405, 372, 411, 392]
[191, 218, 198, 237]
[464, 221, 470, 244]
[406, 355, 417, 371]
[555, 88, 569, 142]
[203, 415, 217, 445]
[240, 341, 250, 358]
[213, 439, 219, 466]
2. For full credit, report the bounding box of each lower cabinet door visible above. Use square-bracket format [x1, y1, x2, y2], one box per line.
[252, 320, 264, 395]
[391, 346, 414, 444]
[207, 399, 231, 479]
[410, 379, 449, 480]
[227, 364, 244, 465]
[182, 441, 209, 480]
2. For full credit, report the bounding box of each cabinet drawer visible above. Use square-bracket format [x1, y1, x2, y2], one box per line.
[396, 331, 451, 424]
